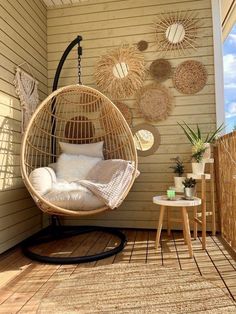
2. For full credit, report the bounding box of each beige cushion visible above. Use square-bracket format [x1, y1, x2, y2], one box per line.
[57, 153, 102, 183]
[44, 181, 105, 210]
[59, 141, 104, 158]
[29, 167, 57, 196]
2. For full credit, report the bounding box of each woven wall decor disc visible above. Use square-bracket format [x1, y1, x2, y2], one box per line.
[137, 83, 173, 122]
[114, 102, 132, 127]
[150, 59, 172, 82]
[173, 60, 207, 94]
[137, 40, 148, 51]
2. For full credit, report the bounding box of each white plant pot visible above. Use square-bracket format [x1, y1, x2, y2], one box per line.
[203, 143, 211, 160]
[192, 162, 205, 175]
[192, 143, 211, 160]
[174, 176, 186, 193]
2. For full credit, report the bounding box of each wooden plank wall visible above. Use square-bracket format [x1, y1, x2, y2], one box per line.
[48, 0, 216, 229]
[0, 0, 48, 253]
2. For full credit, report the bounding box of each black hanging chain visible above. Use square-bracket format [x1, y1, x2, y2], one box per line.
[77, 43, 82, 85]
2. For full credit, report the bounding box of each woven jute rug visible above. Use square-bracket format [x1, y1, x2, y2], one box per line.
[38, 263, 236, 313]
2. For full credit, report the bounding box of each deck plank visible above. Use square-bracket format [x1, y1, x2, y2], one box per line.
[0, 229, 235, 313]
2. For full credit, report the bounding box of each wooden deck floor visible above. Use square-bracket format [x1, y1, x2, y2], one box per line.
[0, 229, 235, 313]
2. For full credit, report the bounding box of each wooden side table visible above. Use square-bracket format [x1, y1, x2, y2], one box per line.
[153, 196, 202, 258]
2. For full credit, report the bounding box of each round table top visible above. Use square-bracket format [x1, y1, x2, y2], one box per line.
[153, 195, 201, 207]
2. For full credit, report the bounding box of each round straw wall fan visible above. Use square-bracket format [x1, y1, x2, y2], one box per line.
[173, 60, 207, 94]
[149, 58, 172, 82]
[137, 83, 173, 122]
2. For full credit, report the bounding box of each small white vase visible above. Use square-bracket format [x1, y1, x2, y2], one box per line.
[174, 176, 186, 192]
[192, 162, 205, 175]
[203, 143, 211, 159]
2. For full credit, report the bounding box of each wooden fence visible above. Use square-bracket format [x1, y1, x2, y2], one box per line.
[216, 132, 236, 251]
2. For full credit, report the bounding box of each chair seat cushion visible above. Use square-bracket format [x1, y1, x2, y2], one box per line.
[44, 180, 105, 210]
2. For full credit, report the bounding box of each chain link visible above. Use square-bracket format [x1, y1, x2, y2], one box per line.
[78, 45, 82, 85]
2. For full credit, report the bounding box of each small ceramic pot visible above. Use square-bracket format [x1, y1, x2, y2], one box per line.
[192, 162, 205, 175]
[184, 187, 196, 200]
[174, 176, 186, 192]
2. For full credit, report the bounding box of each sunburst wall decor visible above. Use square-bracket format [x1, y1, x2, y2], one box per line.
[94, 46, 145, 99]
[153, 11, 201, 55]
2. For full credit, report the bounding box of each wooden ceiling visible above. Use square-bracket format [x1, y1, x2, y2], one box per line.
[221, 0, 236, 40]
[221, 0, 235, 25]
[43, 0, 88, 6]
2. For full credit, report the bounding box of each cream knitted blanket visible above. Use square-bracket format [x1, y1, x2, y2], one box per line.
[80, 159, 138, 209]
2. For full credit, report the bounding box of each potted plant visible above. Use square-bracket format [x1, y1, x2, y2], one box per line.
[182, 177, 196, 200]
[170, 157, 186, 192]
[178, 122, 224, 159]
[191, 142, 206, 175]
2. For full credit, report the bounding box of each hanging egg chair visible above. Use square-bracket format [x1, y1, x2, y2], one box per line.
[21, 36, 138, 264]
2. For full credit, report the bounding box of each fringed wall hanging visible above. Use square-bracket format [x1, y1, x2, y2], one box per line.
[94, 46, 145, 99]
[14, 66, 39, 132]
[153, 11, 201, 55]
[137, 83, 173, 122]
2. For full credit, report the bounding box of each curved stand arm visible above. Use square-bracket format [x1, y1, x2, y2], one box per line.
[52, 35, 83, 91]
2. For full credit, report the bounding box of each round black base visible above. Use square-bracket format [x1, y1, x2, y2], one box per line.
[22, 225, 127, 265]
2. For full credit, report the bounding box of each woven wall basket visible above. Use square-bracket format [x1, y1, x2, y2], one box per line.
[149, 59, 172, 82]
[137, 83, 173, 122]
[173, 60, 207, 94]
[114, 101, 132, 127]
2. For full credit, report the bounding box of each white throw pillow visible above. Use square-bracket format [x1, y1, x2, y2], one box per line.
[57, 153, 102, 182]
[29, 167, 57, 196]
[59, 141, 104, 159]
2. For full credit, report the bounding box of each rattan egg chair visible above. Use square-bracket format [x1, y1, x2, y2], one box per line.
[21, 36, 138, 264]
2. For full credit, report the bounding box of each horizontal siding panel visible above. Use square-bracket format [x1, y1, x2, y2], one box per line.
[0, 4, 47, 57]
[0, 20, 47, 69]
[47, 0, 210, 19]
[48, 10, 212, 35]
[0, 0, 46, 253]
[5, 0, 47, 41]
[0, 53, 47, 94]
[0, 214, 41, 244]
[47, 0, 211, 26]
[0, 188, 31, 206]
[0, 224, 41, 254]
[0, 207, 40, 230]
[47, 33, 213, 54]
